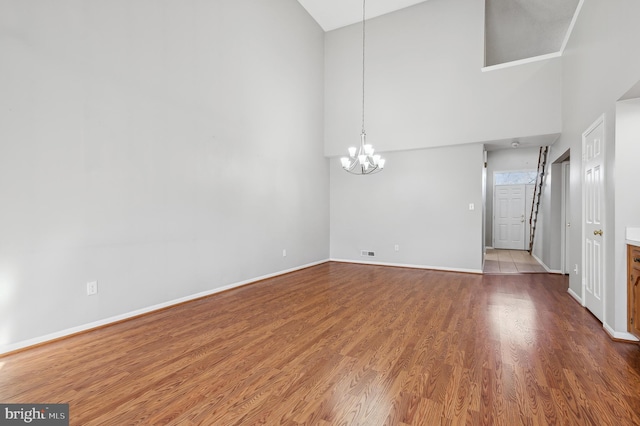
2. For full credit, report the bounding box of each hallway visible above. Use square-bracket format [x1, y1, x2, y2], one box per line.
[484, 248, 547, 274]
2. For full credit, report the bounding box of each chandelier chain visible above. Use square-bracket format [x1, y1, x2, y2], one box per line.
[362, 0, 366, 134]
[340, 0, 385, 175]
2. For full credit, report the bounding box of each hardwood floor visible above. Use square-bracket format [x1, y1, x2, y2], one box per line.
[484, 249, 547, 274]
[2, 262, 640, 425]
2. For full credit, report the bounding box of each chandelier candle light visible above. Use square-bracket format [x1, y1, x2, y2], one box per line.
[341, 0, 386, 175]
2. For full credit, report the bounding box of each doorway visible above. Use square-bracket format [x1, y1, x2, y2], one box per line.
[561, 159, 571, 274]
[494, 185, 526, 249]
[582, 115, 605, 322]
[484, 248, 546, 273]
[492, 170, 537, 250]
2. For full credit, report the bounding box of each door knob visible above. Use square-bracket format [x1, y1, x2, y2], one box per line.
[593, 229, 603, 236]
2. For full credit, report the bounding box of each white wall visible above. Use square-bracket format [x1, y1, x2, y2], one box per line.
[534, 161, 564, 271]
[324, 0, 562, 157]
[0, 0, 328, 350]
[330, 144, 484, 272]
[485, 147, 539, 247]
[547, 0, 640, 336]
[614, 97, 640, 334]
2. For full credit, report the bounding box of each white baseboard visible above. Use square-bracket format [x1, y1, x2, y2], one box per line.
[0, 259, 329, 355]
[566, 291, 638, 343]
[567, 287, 582, 304]
[482, 247, 491, 271]
[604, 322, 639, 342]
[330, 258, 483, 274]
[531, 252, 562, 274]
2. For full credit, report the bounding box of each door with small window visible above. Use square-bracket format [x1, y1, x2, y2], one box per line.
[493, 171, 536, 250]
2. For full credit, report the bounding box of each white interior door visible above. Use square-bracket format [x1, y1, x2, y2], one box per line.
[494, 185, 526, 250]
[583, 116, 605, 322]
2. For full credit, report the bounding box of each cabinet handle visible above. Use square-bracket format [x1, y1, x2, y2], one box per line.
[634, 257, 640, 263]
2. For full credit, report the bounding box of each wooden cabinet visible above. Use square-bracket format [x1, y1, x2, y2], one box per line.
[628, 245, 640, 339]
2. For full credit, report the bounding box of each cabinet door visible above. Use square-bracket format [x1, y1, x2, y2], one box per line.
[629, 246, 640, 339]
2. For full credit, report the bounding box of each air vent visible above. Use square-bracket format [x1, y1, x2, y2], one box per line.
[361, 250, 375, 257]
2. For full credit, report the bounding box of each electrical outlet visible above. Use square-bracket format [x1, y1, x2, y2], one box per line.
[87, 281, 98, 296]
[394, 244, 399, 252]
[282, 249, 287, 257]
[574, 264, 579, 274]
[469, 203, 475, 211]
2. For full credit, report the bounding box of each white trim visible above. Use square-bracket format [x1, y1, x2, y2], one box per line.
[530, 252, 562, 274]
[482, 0, 487, 68]
[604, 322, 640, 342]
[561, 161, 571, 274]
[481, 0, 582, 72]
[559, 0, 585, 53]
[492, 169, 537, 250]
[0, 259, 330, 355]
[568, 288, 582, 304]
[568, 292, 638, 342]
[330, 258, 483, 274]
[581, 114, 606, 321]
[482, 52, 561, 72]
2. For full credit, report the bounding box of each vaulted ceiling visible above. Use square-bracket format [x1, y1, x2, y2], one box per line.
[485, 0, 580, 66]
[296, 0, 427, 32]
[297, 0, 581, 66]
[298, 0, 581, 150]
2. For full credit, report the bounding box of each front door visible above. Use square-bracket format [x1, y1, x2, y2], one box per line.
[494, 185, 526, 250]
[583, 115, 605, 322]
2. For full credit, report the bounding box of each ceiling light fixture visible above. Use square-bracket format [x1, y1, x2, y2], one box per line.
[341, 0, 385, 175]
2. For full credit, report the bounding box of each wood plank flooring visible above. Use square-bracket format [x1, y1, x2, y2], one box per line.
[2, 262, 640, 425]
[484, 249, 547, 274]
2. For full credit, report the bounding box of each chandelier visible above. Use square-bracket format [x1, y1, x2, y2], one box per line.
[340, 0, 386, 175]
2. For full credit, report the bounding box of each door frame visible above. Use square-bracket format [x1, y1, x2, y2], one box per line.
[561, 160, 570, 274]
[581, 114, 606, 321]
[493, 183, 526, 250]
[492, 170, 536, 250]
